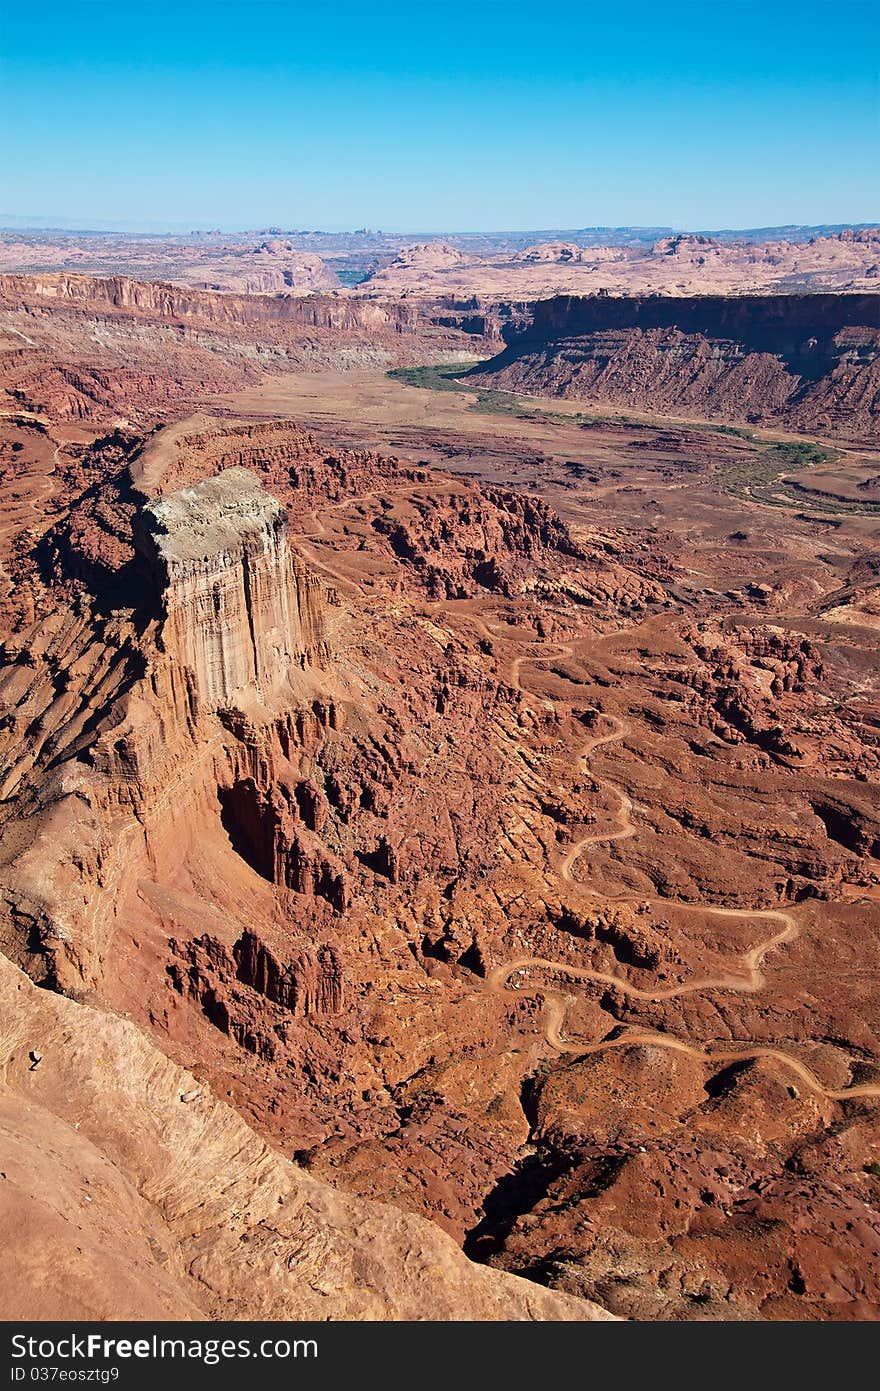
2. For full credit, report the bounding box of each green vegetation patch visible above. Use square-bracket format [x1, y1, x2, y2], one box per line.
[767, 440, 831, 468]
[387, 363, 474, 393]
[388, 364, 649, 428]
[705, 423, 756, 440]
[716, 438, 880, 515]
[388, 364, 879, 518]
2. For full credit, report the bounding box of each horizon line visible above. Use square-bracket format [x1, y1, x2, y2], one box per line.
[1, 217, 878, 240]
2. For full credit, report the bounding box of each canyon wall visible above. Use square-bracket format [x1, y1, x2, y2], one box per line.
[0, 273, 499, 428]
[468, 293, 880, 440]
[0, 272, 416, 332]
[488, 291, 879, 344]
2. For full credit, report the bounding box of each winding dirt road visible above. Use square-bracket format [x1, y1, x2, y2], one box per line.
[285, 542, 878, 1102]
[487, 626, 880, 1103]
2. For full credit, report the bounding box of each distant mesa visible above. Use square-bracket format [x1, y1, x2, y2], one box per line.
[512, 241, 591, 263]
[652, 234, 720, 256]
[2, 225, 879, 299]
[352, 227, 880, 298]
[380, 242, 469, 271]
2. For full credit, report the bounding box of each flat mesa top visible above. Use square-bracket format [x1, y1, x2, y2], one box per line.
[144, 467, 285, 565]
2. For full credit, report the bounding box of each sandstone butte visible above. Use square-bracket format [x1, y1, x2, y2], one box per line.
[0, 257, 878, 1323]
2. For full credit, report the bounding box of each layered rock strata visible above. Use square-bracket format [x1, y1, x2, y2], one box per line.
[138, 468, 327, 709]
[468, 293, 880, 440]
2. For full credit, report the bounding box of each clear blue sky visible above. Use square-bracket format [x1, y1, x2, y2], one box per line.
[1, 0, 877, 232]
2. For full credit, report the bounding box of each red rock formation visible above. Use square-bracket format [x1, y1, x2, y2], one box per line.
[139, 469, 329, 709]
[468, 294, 880, 441]
[0, 273, 497, 429]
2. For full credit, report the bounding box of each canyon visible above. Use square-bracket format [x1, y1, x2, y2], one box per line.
[0, 254, 878, 1322]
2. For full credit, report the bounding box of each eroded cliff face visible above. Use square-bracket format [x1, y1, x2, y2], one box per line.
[0, 954, 611, 1321]
[469, 293, 880, 441]
[0, 273, 419, 331]
[0, 273, 498, 430]
[138, 468, 328, 711]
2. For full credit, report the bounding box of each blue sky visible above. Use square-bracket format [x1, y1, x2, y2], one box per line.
[0, 0, 877, 232]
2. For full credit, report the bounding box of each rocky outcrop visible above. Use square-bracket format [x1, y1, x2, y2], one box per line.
[0, 953, 613, 1320]
[512, 242, 600, 264]
[367, 484, 585, 599]
[234, 928, 344, 1014]
[219, 776, 349, 911]
[138, 469, 328, 709]
[167, 926, 345, 1058]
